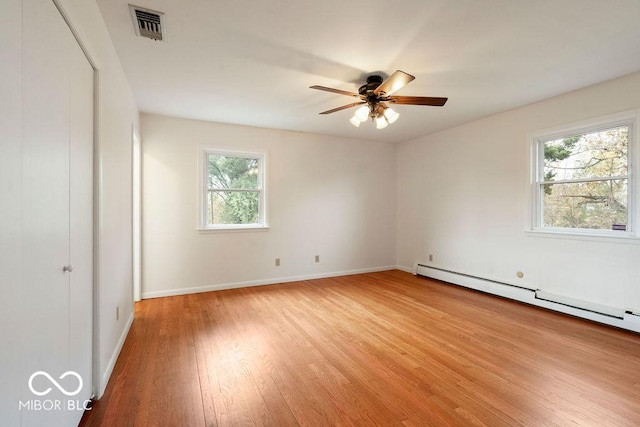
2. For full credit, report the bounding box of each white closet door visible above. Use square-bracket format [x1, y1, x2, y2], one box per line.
[21, 0, 72, 379]
[68, 31, 94, 416]
[21, 0, 93, 424]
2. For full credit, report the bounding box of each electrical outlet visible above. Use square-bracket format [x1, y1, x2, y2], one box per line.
[275, 258, 280, 267]
[315, 255, 320, 263]
[429, 254, 433, 262]
[116, 306, 119, 321]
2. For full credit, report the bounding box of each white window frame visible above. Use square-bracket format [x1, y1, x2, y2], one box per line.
[527, 109, 640, 242]
[198, 146, 268, 232]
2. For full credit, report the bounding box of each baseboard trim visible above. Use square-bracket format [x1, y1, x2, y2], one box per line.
[141, 265, 397, 299]
[98, 311, 134, 398]
[395, 264, 414, 274]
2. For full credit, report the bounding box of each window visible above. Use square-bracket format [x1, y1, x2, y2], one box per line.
[531, 115, 637, 237]
[199, 148, 267, 230]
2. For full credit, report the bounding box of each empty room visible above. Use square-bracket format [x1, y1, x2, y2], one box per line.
[3, 0, 640, 426]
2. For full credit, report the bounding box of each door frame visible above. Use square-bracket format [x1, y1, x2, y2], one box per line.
[52, 0, 100, 399]
[132, 128, 142, 302]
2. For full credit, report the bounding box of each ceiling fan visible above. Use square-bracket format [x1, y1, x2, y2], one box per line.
[310, 70, 448, 129]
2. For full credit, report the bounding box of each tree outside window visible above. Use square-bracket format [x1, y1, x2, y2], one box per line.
[537, 125, 629, 231]
[201, 149, 266, 228]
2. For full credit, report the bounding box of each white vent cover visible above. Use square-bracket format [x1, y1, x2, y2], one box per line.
[129, 5, 166, 41]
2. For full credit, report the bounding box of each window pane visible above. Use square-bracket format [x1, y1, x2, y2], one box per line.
[543, 126, 628, 182]
[207, 155, 259, 189]
[207, 190, 259, 225]
[542, 179, 627, 230]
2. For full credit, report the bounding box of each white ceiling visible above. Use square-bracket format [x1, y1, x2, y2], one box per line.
[97, 0, 640, 143]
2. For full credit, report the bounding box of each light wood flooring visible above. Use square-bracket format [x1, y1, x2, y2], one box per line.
[80, 270, 640, 426]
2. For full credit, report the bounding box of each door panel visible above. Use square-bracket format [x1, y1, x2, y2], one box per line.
[21, 0, 72, 377]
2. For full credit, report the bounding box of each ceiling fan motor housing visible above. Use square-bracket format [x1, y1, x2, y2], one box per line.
[359, 75, 384, 96]
[358, 75, 385, 118]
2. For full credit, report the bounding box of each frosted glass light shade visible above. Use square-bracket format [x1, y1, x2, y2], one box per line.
[375, 116, 388, 129]
[384, 107, 399, 124]
[349, 115, 361, 127]
[355, 105, 369, 122]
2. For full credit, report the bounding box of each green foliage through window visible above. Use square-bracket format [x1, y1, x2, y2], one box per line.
[539, 125, 629, 231]
[206, 153, 262, 226]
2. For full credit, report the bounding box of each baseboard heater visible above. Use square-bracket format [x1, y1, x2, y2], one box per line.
[416, 263, 627, 321]
[416, 264, 538, 307]
[534, 290, 624, 319]
[417, 264, 535, 291]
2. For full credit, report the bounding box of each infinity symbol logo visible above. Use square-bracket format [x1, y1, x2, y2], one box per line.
[28, 371, 83, 397]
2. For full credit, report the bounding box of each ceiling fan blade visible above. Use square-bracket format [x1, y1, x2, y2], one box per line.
[319, 102, 366, 115]
[373, 70, 415, 96]
[310, 85, 362, 98]
[387, 96, 448, 106]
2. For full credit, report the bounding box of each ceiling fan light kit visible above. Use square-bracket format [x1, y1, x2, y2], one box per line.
[310, 70, 448, 130]
[349, 103, 398, 129]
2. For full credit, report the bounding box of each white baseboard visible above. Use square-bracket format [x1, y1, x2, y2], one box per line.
[395, 264, 414, 274]
[98, 311, 134, 398]
[141, 265, 398, 299]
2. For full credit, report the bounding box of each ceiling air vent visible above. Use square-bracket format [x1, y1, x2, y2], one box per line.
[129, 5, 166, 41]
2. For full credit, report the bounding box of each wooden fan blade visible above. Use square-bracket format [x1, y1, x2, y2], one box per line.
[310, 85, 362, 98]
[373, 70, 415, 96]
[387, 96, 448, 106]
[319, 102, 366, 115]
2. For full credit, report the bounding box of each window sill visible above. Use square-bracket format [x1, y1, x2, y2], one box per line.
[198, 225, 270, 234]
[525, 229, 640, 245]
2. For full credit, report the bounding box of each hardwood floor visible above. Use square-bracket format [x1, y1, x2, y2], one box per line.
[80, 270, 640, 426]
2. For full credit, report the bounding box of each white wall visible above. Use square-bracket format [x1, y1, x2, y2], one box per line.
[397, 72, 640, 315]
[141, 114, 397, 297]
[56, 0, 139, 398]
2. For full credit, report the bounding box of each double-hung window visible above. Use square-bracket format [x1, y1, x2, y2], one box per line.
[199, 148, 267, 230]
[531, 114, 637, 237]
